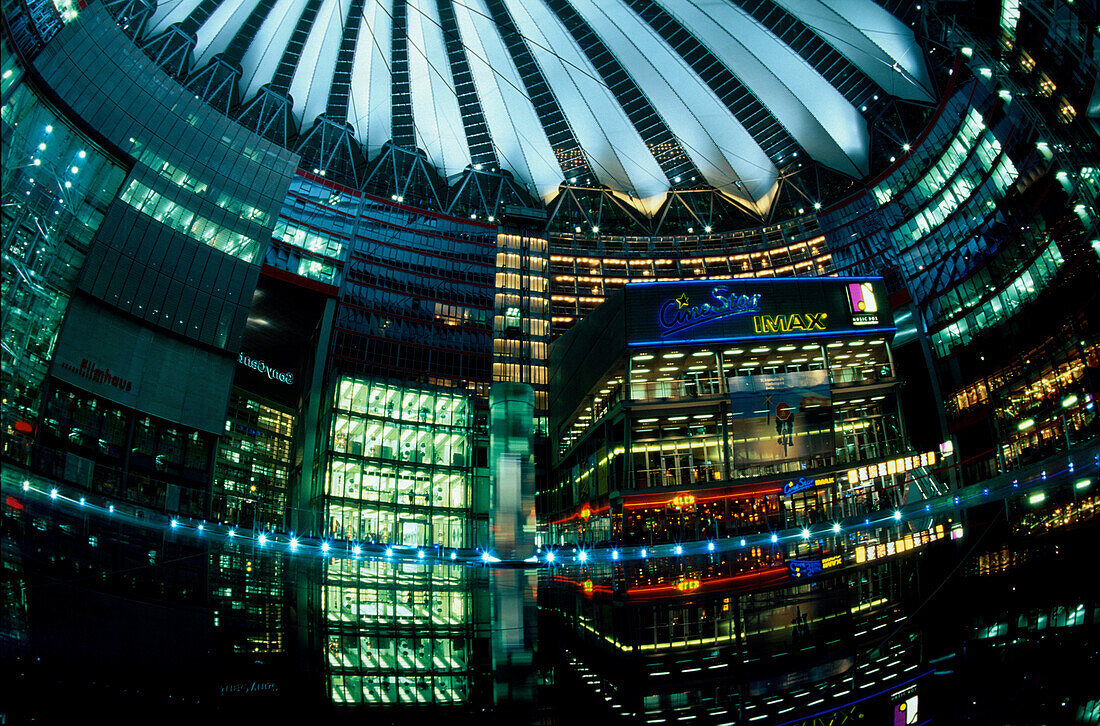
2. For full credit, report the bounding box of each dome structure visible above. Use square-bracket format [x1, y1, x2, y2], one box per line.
[111, 0, 932, 216]
[3, 0, 1100, 720]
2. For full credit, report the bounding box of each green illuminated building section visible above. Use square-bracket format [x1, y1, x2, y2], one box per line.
[326, 377, 475, 548]
[325, 559, 479, 704]
[323, 377, 485, 705]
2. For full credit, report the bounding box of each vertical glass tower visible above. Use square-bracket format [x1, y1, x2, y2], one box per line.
[288, 180, 497, 706]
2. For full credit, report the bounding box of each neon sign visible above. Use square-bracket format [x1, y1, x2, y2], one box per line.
[788, 559, 823, 578]
[668, 494, 696, 509]
[788, 554, 841, 578]
[675, 579, 701, 592]
[658, 285, 761, 337]
[783, 477, 817, 496]
[782, 475, 834, 496]
[752, 312, 827, 334]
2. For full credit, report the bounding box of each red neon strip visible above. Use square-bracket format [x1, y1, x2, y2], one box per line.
[626, 566, 786, 594]
[550, 503, 611, 526]
[623, 480, 784, 510]
[552, 566, 788, 600]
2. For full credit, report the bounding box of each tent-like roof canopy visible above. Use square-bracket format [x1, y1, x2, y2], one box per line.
[124, 0, 933, 216]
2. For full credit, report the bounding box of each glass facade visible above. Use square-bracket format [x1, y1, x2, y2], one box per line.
[327, 378, 473, 548]
[214, 390, 295, 531]
[820, 39, 1099, 485]
[268, 173, 356, 287]
[2, 0, 1099, 722]
[322, 378, 485, 707]
[1, 47, 126, 462]
[36, 382, 213, 517]
[324, 560, 480, 705]
[292, 173, 498, 707]
[545, 278, 944, 548]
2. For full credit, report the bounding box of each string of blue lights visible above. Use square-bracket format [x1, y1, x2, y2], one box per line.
[3, 450, 1095, 569]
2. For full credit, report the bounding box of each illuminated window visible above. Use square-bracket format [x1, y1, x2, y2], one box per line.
[1058, 99, 1076, 124]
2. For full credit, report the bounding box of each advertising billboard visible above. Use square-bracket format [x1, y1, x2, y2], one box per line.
[624, 277, 893, 347]
[728, 370, 833, 465]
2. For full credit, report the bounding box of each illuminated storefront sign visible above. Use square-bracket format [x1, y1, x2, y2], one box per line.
[788, 554, 841, 578]
[846, 451, 937, 486]
[626, 277, 894, 346]
[752, 312, 827, 334]
[658, 286, 762, 337]
[674, 578, 701, 592]
[788, 559, 823, 577]
[782, 475, 835, 496]
[59, 358, 134, 392]
[847, 282, 882, 327]
[668, 494, 696, 509]
[854, 523, 962, 564]
[238, 353, 294, 384]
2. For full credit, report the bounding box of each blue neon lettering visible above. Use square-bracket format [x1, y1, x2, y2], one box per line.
[658, 286, 762, 336]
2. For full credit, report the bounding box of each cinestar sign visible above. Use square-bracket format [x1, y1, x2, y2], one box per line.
[237, 353, 294, 384]
[625, 277, 895, 347]
[658, 285, 762, 336]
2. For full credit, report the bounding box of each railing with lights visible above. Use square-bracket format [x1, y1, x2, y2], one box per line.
[3, 440, 1097, 569]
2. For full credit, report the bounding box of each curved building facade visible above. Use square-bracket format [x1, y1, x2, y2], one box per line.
[2, 0, 1098, 722]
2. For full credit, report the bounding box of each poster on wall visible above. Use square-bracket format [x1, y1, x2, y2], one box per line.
[728, 370, 833, 465]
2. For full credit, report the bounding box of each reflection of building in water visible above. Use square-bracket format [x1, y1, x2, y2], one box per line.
[210, 391, 295, 663]
[540, 524, 947, 724]
[547, 277, 949, 547]
[324, 559, 486, 705]
[300, 187, 498, 706]
[918, 489, 1100, 723]
[3, 0, 1099, 719]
